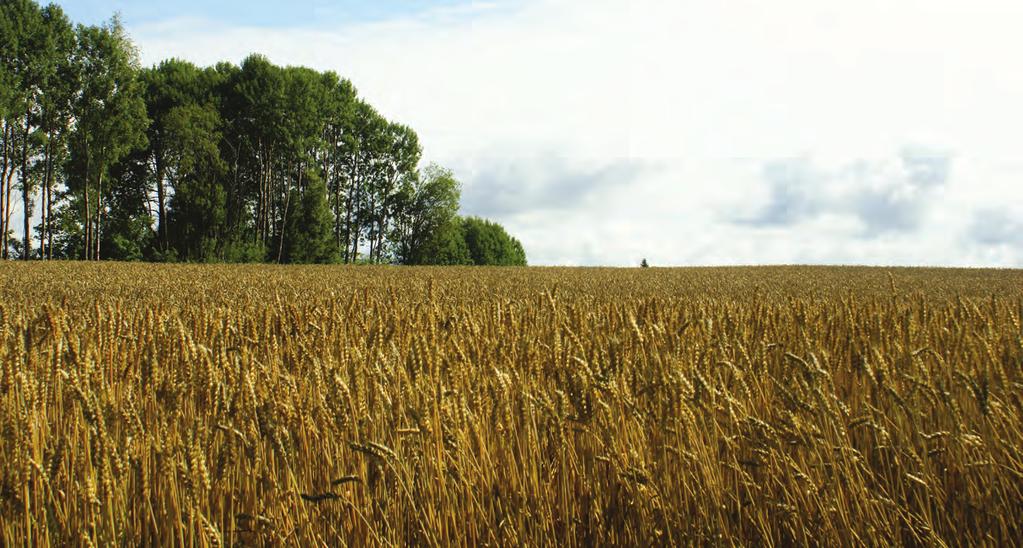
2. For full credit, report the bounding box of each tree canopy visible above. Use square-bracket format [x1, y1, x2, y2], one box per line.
[0, 0, 527, 266]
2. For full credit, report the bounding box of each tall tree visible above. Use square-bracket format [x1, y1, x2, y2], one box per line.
[205, 61, 260, 260]
[0, 20, 17, 257]
[233, 55, 285, 253]
[338, 100, 388, 263]
[0, 0, 38, 258]
[35, 4, 75, 260]
[8, 0, 43, 259]
[164, 103, 226, 261]
[137, 58, 207, 255]
[273, 66, 327, 262]
[368, 122, 419, 262]
[391, 164, 462, 265]
[0, 1, 75, 260]
[319, 73, 358, 257]
[69, 15, 148, 260]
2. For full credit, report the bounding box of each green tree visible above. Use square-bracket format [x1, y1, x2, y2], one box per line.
[283, 175, 336, 264]
[319, 72, 358, 255]
[391, 164, 462, 265]
[0, 9, 14, 117]
[339, 100, 388, 263]
[35, 4, 76, 260]
[462, 216, 527, 266]
[137, 58, 210, 254]
[0, 1, 22, 258]
[424, 217, 471, 265]
[164, 103, 226, 261]
[367, 122, 420, 262]
[234, 54, 286, 252]
[1, 2, 77, 260]
[68, 15, 148, 260]
[274, 66, 329, 262]
[0, 0, 43, 259]
[100, 157, 153, 261]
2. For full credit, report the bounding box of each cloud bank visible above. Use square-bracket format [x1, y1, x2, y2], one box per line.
[105, 0, 1023, 266]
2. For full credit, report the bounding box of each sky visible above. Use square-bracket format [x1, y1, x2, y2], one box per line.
[51, 0, 1023, 267]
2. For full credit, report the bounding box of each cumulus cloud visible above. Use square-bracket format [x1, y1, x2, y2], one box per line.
[969, 208, 1023, 246]
[901, 147, 952, 188]
[459, 155, 662, 218]
[738, 148, 952, 236]
[742, 159, 820, 227]
[853, 148, 952, 235]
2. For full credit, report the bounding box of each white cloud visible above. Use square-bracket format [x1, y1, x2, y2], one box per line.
[119, 0, 1023, 266]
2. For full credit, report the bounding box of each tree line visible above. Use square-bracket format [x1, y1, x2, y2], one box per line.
[0, 0, 527, 265]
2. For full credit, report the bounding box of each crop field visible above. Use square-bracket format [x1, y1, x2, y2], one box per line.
[1, 263, 1022, 546]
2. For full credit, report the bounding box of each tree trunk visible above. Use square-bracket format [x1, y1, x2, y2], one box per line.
[375, 212, 387, 263]
[44, 136, 53, 260]
[367, 193, 377, 262]
[266, 147, 274, 248]
[256, 150, 264, 245]
[333, 171, 342, 251]
[257, 144, 273, 248]
[270, 166, 278, 256]
[264, 164, 271, 245]
[95, 169, 103, 261]
[345, 162, 360, 263]
[276, 178, 291, 264]
[155, 150, 167, 252]
[225, 138, 241, 245]
[2, 126, 15, 260]
[21, 108, 32, 260]
[39, 139, 46, 260]
[0, 121, 8, 260]
[351, 173, 362, 263]
[84, 147, 91, 260]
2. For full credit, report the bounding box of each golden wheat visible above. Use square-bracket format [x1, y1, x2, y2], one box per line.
[0, 262, 1021, 545]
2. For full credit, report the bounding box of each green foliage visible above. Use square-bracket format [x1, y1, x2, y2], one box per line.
[103, 213, 152, 261]
[220, 240, 266, 264]
[283, 176, 337, 264]
[392, 164, 462, 265]
[1, 0, 77, 259]
[103, 149, 154, 261]
[462, 216, 528, 266]
[0, 0, 529, 267]
[65, 15, 149, 259]
[421, 218, 472, 265]
[411, 215, 528, 267]
[165, 103, 226, 261]
[72, 17, 149, 169]
[167, 175, 226, 262]
[136, 59, 227, 256]
[0, 7, 14, 118]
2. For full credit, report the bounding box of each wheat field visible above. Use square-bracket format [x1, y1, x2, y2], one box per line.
[1, 263, 1022, 546]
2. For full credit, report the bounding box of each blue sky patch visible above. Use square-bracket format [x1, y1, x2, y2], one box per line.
[54, 0, 469, 28]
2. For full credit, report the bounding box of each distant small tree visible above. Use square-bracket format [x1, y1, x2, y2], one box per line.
[641, 258, 649, 268]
